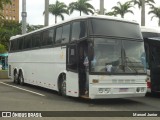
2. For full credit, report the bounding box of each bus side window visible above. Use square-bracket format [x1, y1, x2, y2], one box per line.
[32, 33, 40, 48]
[10, 40, 14, 52]
[42, 31, 48, 46]
[11, 39, 17, 51]
[62, 24, 70, 44]
[55, 27, 62, 44]
[67, 45, 77, 71]
[23, 36, 32, 49]
[48, 29, 54, 45]
[18, 38, 24, 50]
[71, 21, 86, 41]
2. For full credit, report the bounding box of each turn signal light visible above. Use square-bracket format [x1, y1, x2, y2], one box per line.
[92, 79, 99, 83]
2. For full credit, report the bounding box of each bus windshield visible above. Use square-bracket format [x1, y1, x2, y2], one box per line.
[91, 38, 146, 74]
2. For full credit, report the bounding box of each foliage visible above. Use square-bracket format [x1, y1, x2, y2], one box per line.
[68, 0, 95, 16]
[148, 5, 160, 26]
[105, 11, 117, 16]
[0, 21, 21, 51]
[49, 0, 69, 23]
[131, 0, 155, 9]
[0, 44, 7, 53]
[111, 1, 134, 18]
[27, 24, 44, 32]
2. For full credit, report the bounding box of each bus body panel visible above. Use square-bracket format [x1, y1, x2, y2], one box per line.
[8, 47, 66, 91]
[66, 71, 79, 97]
[89, 75, 147, 99]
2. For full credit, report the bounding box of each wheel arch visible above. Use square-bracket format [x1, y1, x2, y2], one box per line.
[57, 71, 66, 92]
[18, 68, 24, 76]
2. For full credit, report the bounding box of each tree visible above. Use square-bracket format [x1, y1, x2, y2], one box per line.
[68, 0, 95, 16]
[111, 1, 134, 18]
[131, 0, 155, 26]
[105, 11, 117, 16]
[148, 5, 160, 26]
[27, 24, 44, 32]
[0, 21, 21, 50]
[0, 0, 11, 10]
[49, 1, 69, 24]
[0, 44, 7, 53]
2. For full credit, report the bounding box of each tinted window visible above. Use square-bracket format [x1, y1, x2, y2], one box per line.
[62, 24, 70, 43]
[89, 19, 142, 39]
[42, 31, 48, 46]
[48, 29, 54, 45]
[18, 38, 24, 50]
[23, 36, 32, 49]
[10, 39, 17, 51]
[55, 27, 62, 44]
[32, 33, 40, 48]
[71, 21, 86, 41]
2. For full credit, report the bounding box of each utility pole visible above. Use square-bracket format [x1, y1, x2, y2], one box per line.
[100, 0, 104, 15]
[141, 0, 145, 26]
[44, 0, 49, 26]
[22, 0, 27, 34]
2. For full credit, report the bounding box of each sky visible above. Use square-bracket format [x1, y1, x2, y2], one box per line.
[19, 0, 160, 27]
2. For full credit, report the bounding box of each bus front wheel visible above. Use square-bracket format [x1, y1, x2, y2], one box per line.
[60, 75, 66, 96]
[14, 72, 18, 84]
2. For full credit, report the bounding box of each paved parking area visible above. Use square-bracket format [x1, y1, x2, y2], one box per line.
[0, 79, 160, 119]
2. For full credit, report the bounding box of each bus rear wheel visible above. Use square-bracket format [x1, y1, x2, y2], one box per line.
[60, 75, 66, 96]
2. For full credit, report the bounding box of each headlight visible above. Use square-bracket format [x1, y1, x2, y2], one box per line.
[136, 87, 145, 93]
[98, 88, 111, 94]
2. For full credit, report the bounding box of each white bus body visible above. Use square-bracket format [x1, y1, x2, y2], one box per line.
[8, 16, 147, 99]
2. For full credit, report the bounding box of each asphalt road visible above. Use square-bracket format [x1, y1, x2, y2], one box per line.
[0, 79, 160, 119]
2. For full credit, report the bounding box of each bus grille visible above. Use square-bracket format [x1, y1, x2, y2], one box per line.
[112, 79, 135, 84]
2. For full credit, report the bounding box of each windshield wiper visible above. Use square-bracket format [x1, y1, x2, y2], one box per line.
[125, 57, 139, 74]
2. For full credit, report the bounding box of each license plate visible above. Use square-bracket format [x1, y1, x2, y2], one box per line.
[119, 88, 128, 92]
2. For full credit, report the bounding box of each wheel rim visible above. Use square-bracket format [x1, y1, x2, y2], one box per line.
[19, 75, 23, 84]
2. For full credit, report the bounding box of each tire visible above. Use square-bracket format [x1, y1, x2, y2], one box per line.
[60, 75, 66, 96]
[19, 73, 24, 85]
[14, 72, 19, 84]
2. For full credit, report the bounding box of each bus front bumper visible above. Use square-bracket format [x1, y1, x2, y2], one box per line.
[89, 84, 147, 99]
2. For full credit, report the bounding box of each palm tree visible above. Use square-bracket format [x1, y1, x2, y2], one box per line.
[105, 11, 117, 16]
[94, 9, 116, 17]
[49, 1, 69, 24]
[0, 0, 11, 10]
[68, 0, 95, 16]
[148, 5, 160, 26]
[111, 1, 134, 18]
[131, 0, 155, 26]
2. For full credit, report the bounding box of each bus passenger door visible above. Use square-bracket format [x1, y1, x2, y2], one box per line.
[66, 44, 79, 97]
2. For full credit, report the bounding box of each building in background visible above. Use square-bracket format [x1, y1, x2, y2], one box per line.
[2, 0, 19, 22]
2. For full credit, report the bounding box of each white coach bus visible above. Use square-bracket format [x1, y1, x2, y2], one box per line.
[8, 16, 147, 99]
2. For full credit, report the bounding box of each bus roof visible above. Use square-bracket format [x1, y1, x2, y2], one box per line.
[141, 26, 160, 33]
[10, 15, 139, 40]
